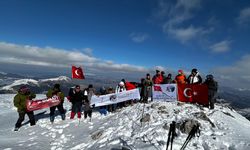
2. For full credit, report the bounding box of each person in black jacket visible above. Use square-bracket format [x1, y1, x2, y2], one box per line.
[187, 68, 202, 84]
[68, 85, 84, 119]
[163, 73, 173, 84]
[204, 74, 218, 109]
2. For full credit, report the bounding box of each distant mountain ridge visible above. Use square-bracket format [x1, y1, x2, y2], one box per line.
[0, 72, 249, 120]
[0, 72, 118, 94]
[0, 75, 74, 94]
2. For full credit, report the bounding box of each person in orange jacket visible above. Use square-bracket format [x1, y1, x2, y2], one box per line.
[174, 70, 187, 84]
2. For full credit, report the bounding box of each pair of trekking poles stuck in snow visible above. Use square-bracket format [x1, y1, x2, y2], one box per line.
[166, 121, 200, 150]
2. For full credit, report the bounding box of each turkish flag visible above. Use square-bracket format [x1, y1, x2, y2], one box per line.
[178, 84, 208, 106]
[72, 66, 85, 79]
[154, 85, 162, 92]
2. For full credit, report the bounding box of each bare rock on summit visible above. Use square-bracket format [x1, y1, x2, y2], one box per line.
[91, 130, 104, 140]
[179, 119, 200, 134]
[158, 106, 166, 110]
[140, 114, 151, 122]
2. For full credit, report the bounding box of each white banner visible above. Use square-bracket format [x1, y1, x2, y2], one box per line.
[153, 84, 177, 102]
[91, 89, 141, 107]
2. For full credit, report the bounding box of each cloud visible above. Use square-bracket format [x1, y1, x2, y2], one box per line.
[209, 40, 231, 53]
[162, 0, 201, 27]
[213, 54, 250, 89]
[237, 7, 250, 25]
[130, 33, 149, 43]
[154, 0, 213, 43]
[0, 41, 148, 73]
[165, 25, 211, 43]
[82, 48, 93, 56]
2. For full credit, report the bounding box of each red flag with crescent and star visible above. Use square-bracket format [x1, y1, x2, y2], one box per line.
[72, 66, 85, 79]
[154, 85, 162, 92]
[178, 84, 208, 106]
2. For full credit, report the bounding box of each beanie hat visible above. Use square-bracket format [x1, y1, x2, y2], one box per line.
[19, 86, 29, 93]
[88, 84, 93, 88]
[119, 81, 125, 86]
[178, 70, 183, 73]
[192, 68, 198, 73]
[54, 84, 60, 89]
[206, 74, 214, 79]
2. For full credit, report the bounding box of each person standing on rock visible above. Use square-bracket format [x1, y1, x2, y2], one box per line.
[142, 73, 153, 103]
[187, 68, 202, 84]
[204, 74, 218, 109]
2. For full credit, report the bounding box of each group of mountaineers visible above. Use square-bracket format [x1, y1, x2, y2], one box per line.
[12, 68, 218, 131]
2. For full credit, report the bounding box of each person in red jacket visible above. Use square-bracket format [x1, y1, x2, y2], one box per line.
[152, 70, 163, 84]
[122, 79, 136, 90]
[121, 79, 136, 105]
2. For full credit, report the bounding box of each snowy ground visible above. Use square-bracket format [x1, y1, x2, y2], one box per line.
[1, 94, 250, 150]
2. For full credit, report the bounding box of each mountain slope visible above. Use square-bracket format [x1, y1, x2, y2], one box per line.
[0, 94, 250, 150]
[0, 76, 73, 94]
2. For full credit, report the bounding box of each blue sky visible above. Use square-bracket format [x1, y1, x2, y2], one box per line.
[0, 0, 250, 88]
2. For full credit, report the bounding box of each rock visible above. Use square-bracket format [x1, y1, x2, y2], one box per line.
[91, 130, 104, 140]
[163, 123, 169, 130]
[151, 103, 160, 109]
[177, 102, 185, 106]
[194, 112, 215, 127]
[140, 114, 151, 122]
[158, 106, 166, 110]
[122, 146, 131, 150]
[222, 112, 235, 118]
[179, 119, 200, 134]
[174, 109, 180, 114]
[158, 110, 168, 114]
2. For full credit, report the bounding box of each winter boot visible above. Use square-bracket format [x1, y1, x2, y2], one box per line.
[70, 112, 75, 119]
[77, 112, 81, 119]
[30, 120, 36, 126]
[50, 115, 55, 123]
[14, 127, 19, 131]
[61, 114, 66, 120]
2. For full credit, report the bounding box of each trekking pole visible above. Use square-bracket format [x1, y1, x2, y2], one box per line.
[180, 125, 199, 150]
[166, 123, 172, 150]
[170, 121, 176, 150]
[166, 121, 176, 150]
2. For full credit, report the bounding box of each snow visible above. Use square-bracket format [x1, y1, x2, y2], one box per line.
[1, 79, 39, 90]
[0, 71, 7, 75]
[40, 76, 71, 82]
[0, 76, 71, 91]
[0, 94, 250, 150]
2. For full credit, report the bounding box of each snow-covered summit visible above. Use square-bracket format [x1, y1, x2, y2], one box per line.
[1, 79, 39, 90]
[0, 94, 250, 150]
[0, 76, 73, 93]
[40, 76, 71, 82]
